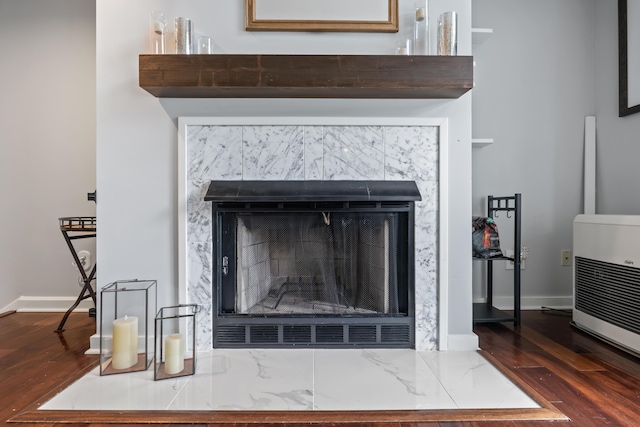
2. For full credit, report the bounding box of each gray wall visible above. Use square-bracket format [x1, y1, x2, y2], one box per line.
[0, 0, 96, 311]
[471, 0, 597, 307]
[594, 1, 640, 214]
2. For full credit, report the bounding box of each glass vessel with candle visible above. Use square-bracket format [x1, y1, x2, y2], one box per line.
[413, 0, 429, 55]
[150, 11, 167, 54]
[154, 304, 199, 380]
[99, 279, 157, 375]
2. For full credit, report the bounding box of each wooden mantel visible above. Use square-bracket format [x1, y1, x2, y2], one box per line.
[139, 54, 473, 99]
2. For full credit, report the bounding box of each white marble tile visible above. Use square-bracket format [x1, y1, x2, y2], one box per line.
[188, 242, 213, 350]
[41, 350, 540, 412]
[40, 367, 190, 411]
[168, 349, 314, 410]
[313, 349, 456, 410]
[242, 126, 305, 180]
[414, 179, 439, 351]
[187, 126, 242, 181]
[323, 126, 385, 180]
[384, 126, 438, 182]
[418, 351, 540, 409]
[187, 180, 211, 243]
[304, 126, 324, 180]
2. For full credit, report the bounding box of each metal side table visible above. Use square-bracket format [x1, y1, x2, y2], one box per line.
[56, 217, 97, 332]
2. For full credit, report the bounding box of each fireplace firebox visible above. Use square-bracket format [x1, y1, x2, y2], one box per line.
[205, 181, 421, 348]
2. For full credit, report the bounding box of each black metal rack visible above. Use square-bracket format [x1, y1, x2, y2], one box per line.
[473, 194, 522, 327]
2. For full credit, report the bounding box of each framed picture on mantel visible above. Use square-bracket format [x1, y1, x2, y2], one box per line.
[245, 0, 398, 32]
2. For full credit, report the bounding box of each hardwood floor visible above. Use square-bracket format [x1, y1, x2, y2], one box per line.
[2, 309, 640, 426]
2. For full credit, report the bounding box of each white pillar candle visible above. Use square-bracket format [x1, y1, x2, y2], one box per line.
[111, 315, 138, 370]
[164, 333, 184, 375]
[415, 7, 426, 22]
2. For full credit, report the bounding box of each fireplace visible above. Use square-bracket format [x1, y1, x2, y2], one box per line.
[177, 119, 443, 352]
[205, 180, 421, 348]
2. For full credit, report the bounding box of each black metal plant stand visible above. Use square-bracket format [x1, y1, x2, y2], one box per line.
[473, 194, 522, 327]
[56, 217, 97, 332]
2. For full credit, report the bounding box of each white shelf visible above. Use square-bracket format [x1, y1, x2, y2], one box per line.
[472, 138, 494, 148]
[472, 28, 493, 46]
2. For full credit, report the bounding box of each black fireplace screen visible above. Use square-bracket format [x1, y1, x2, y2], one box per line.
[206, 180, 419, 348]
[235, 212, 401, 316]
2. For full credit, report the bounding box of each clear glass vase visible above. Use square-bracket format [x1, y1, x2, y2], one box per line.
[150, 11, 166, 54]
[413, 1, 429, 55]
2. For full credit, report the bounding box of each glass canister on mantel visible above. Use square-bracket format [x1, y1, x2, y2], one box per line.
[413, 0, 429, 55]
[150, 11, 167, 54]
[437, 11, 458, 56]
[174, 17, 193, 54]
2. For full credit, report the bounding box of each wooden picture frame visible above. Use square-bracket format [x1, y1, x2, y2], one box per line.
[245, 0, 398, 33]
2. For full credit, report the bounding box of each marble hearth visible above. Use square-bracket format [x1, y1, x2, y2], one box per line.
[179, 117, 447, 351]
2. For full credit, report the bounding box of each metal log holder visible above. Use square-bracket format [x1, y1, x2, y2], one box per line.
[56, 216, 97, 332]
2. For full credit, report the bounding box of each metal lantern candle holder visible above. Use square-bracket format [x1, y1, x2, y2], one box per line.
[154, 304, 199, 380]
[99, 279, 157, 376]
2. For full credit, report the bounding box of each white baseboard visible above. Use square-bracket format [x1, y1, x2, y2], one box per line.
[0, 296, 94, 314]
[446, 333, 480, 351]
[473, 296, 573, 311]
[87, 333, 101, 355]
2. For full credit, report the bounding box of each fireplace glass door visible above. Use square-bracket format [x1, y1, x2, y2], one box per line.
[228, 212, 405, 317]
[207, 180, 419, 348]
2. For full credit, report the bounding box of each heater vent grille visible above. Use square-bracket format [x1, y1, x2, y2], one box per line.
[283, 325, 312, 343]
[349, 325, 377, 342]
[316, 325, 345, 343]
[575, 257, 640, 335]
[214, 321, 412, 347]
[250, 325, 279, 343]
[216, 326, 246, 344]
[381, 325, 411, 343]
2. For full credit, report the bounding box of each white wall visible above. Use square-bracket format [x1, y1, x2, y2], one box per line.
[471, 0, 597, 308]
[0, 0, 96, 312]
[96, 0, 475, 348]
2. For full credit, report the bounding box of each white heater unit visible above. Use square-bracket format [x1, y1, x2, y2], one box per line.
[573, 214, 640, 356]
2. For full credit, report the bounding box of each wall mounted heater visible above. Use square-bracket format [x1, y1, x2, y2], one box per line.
[573, 215, 640, 356]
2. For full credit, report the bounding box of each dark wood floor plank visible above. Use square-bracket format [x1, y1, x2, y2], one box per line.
[476, 323, 542, 353]
[0, 312, 97, 427]
[523, 348, 640, 426]
[509, 326, 606, 372]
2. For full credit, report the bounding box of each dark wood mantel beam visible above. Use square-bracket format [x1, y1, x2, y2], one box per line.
[139, 54, 473, 99]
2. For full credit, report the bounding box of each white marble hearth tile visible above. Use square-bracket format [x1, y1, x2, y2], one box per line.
[40, 350, 540, 412]
[418, 351, 540, 409]
[323, 126, 384, 180]
[187, 180, 212, 243]
[40, 367, 190, 411]
[168, 349, 314, 411]
[187, 125, 242, 180]
[304, 126, 324, 180]
[384, 126, 438, 182]
[313, 349, 456, 410]
[242, 126, 305, 180]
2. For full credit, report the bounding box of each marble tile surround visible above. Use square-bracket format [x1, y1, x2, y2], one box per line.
[185, 124, 439, 351]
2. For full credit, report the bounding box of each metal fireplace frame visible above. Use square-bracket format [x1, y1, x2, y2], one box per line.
[205, 180, 421, 348]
